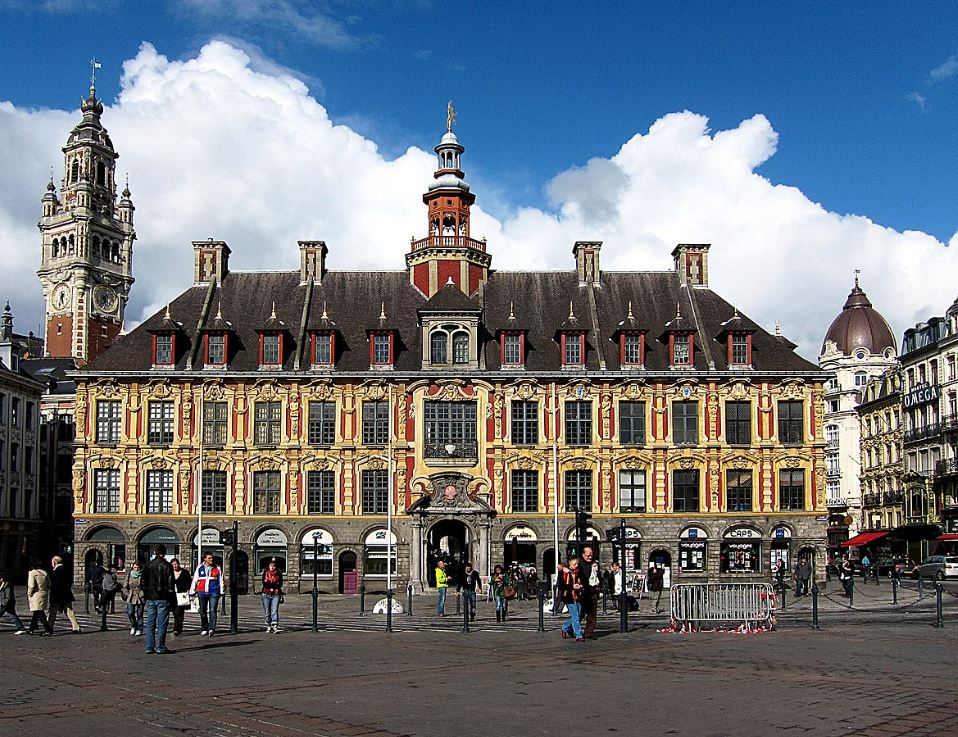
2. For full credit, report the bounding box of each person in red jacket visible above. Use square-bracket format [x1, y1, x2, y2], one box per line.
[190, 553, 223, 636]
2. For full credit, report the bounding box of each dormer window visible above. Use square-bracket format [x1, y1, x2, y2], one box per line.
[371, 333, 393, 367]
[671, 334, 692, 366]
[502, 333, 523, 367]
[613, 302, 647, 370]
[153, 334, 174, 366]
[312, 333, 334, 368]
[206, 333, 227, 366]
[261, 334, 282, 367]
[729, 334, 751, 367]
[563, 334, 585, 367]
[430, 330, 447, 363]
[427, 324, 471, 366]
[453, 331, 469, 364]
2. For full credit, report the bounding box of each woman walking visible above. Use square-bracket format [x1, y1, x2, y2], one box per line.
[170, 558, 192, 638]
[26, 559, 53, 636]
[557, 557, 585, 641]
[125, 561, 145, 636]
[491, 564, 512, 623]
[260, 559, 283, 633]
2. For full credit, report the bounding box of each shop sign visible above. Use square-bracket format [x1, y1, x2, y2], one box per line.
[771, 526, 792, 539]
[300, 529, 333, 546]
[193, 527, 221, 546]
[726, 541, 758, 551]
[724, 527, 761, 540]
[904, 383, 940, 410]
[256, 529, 288, 546]
[365, 529, 398, 546]
[680, 526, 708, 540]
[681, 540, 707, 550]
[624, 527, 641, 539]
[505, 525, 538, 542]
[566, 526, 601, 541]
[75, 518, 89, 526]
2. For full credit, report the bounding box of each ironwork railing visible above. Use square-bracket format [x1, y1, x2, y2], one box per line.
[936, 458, 958, 477]
[863, 493, 880, 507]
[903, 423, 941, 444]
[410, 235, 487, 253]
[424, 440, 478, 460]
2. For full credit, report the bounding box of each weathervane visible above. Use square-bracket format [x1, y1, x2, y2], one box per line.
[446, 100, 456, 132]
[854, 268, 861, 288]
[90, 57, 102, 91]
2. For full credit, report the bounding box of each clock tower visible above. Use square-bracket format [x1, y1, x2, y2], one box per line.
[37, 75, 135, 365]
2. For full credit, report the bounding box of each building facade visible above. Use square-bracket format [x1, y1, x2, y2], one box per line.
[71, 119, 831, 594]
[819, 278, 897, 551]
[858, 369, 903, 531]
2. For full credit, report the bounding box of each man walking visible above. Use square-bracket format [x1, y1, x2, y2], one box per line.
[609, 561, 624, 610]
[88, 560, 105, 613]
[191, 553, 223, 636]
[0, 572, 26, 633]
[142, 544, 175, 654]
[435, 559, 449, 616]
[457, 562, 481, 621]
[48, 556, 81, 633]
[794, 557, 812, 597]
[579, 546, 601, 638]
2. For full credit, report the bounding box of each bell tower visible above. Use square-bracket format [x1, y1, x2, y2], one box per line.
[37, 64, 135, 365]
[406, 102, 491, 298]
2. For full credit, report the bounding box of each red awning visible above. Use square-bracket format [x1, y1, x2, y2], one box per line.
[840, 531, 890, 547]
[937, 534, 958, 541]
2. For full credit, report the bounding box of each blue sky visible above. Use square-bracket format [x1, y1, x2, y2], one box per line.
[3, 1, 956, 239]
[0, 1, 957, 358]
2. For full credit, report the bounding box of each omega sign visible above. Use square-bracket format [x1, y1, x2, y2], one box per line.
[904, 384, 940, 410]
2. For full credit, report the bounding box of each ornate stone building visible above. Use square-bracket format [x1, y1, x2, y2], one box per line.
[858, 369, 903, 532]
[71, 117, 830, 593]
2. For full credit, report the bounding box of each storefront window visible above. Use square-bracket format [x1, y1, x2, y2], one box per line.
[300, 529, 333, 576]
[679, 541, 707, 572]
[363, 529, 398, 577]
[721, 541, 761, 572]
[255, 529, 288, 574]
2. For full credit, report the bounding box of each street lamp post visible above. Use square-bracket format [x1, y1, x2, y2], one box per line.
[311, 531, 321, 632]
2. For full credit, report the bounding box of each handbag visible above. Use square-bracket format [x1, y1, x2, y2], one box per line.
[502, 585, 516, 600]
[175, 592, 191, 607]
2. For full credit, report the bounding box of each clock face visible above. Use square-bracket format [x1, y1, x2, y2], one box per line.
[93, 285, 118, 314]
[53, 286, 70, 311]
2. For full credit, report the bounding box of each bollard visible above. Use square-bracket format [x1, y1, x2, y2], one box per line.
[455, 591, 461, 616]
[386, 588, 393, 633]
[892, 576, 898, 605]
[848, 577, 855, 608]
[407, 584, 413, 616]
[781, 583, 787, 612]
[918, 577, 924, 600]
[100, 598, 108, 632]
[874, 565, 880, 586]
[935, 582, 944, 628]
[538, 586, 545, 633]
[462, 598, 470, 633]
[359, 584, 366, 616]
[221, 592, 227, 616]
[620, 586, 628, 634]
[811, 583, 820, 630]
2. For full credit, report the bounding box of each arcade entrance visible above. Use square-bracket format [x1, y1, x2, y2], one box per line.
[427, 519, 471, 588]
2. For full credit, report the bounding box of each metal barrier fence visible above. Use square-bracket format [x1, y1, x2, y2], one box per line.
[670, 583, 775, 630]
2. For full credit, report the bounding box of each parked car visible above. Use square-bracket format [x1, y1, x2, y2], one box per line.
[916, 555, 958, 580]
[900, 559, 918, 579]
[875, 558, 902, 577]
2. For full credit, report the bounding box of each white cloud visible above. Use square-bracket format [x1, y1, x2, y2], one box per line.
[929, 55, 958, 82]
[907, 91, 927, 109]
[0, 40, 955, 362]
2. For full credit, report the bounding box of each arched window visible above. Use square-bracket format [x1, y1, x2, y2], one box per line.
[430, 330, 448, 364]
[453, 331, 469, 364]
[52, 239, 59, 257]
[96, 161, 106, 185]
[68, 234, 75, 255]
[70, 160, 79, 183]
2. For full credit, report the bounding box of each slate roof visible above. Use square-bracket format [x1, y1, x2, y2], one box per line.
[82, 267, 823, 376]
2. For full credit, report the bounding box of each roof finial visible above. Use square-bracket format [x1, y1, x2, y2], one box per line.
[854, 268, 861, 288]
[270, 301, 277, 320]
[627, 301, 634, 320]
[676, 301, 682, 319]
[775, 320, 782, 336]
[164, 303, 172, 320]
[215, 301, 223, 320]
[733, 304, 739, 318]
[446, 100, 456, 132]
[508, 301, 515, 320]
[321, 301, 328, 320]
[446, 276, 455, 286]
[568, 301, 575, 321]
[89, 57, 102, 96]
[380, 301, 387, 321]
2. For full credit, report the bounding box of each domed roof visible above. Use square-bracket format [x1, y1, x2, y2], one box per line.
[822, 280, 897, 357]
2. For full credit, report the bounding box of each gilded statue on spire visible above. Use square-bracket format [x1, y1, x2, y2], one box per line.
[447, 100, 456, 132]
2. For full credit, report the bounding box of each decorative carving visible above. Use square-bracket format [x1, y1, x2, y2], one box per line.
[257, 381, 279, 401]
[670, 379, 701, 400]
[508, 380, 539, 401]
[621, 381, 648, 399]
[493, 393, 504, 436]
[366, 458, 386, 471]
[149, 380, 172, 399]
[678, 457, 695, 469]
[779, 379, 806, 400]
[203, 380, 226, 401]
[308, 379, 334, 400]
[569, 457, 592, 471]
[99, 380, 118, 398]
[179, 468, 191, 509]
[363, 381, 386, 401]
[707, 393, 719, 439]
[617, 453, 651, 470]
[510, 454, 541, 471]
[600, 393, 611, 439]
[565, 381, 592, 399]
[74, 392, 87, 430]
[727, 381, 752, 401]
[784, 457, 802, 469]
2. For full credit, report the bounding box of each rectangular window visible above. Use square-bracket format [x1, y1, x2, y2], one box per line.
[778, 400, 804, 445]
[202, 470, 227, 514]
[725, 401, 752, 445]
[564, 469, 592, 512]
[253, 470, 281, 514]
[362, 401, 389, 445]
[672, 401, 698, 445]
[424, 401, 478, 456]
[726, 469, 753, 512]
[511, 401, 539, 445]
[618, 469, 646, 512]
[623, 334, 643, 366]
[672, 334, 691, 365]
[207, 334, 226, 365]
[730, 334, 749, 365]
[372, 334, 391, 365]
[254, 401, 281, 446]
[202, 401, 228, 446]
[262, 334, 281, 365]
[308, 401, 336, 446]
[24, 446, 33, 473]
[155, 335, 173, 365]
[779, 469, 805, 510]
[362, 469, 388, 514]
[96, 400, 122, 443]
[619, 401, 646, 446]
[10, 443, 19, 471]
[511, 470, 538, 513]
[503, 334, 522, 366]
[94, 468, 120, 513]
[147, 401, 175, 445]
[25, 402, 34, 428]
[679, 542, 706, 572]
[673, 469, 700, 512]
[564, 335, 583, 366]
[146, 469, 173, 514]
[313, 334, 333, 366]
[307, 470, 336, 514]
[565, 401, 592, 446]
[11, 398, 19, 427]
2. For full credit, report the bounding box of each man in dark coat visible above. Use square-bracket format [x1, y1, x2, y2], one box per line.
[579, 545, 601, 638]
[142, 545, 175, 654]
[48, 556, 81, 633]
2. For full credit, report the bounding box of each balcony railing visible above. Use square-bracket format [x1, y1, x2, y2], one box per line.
[903, 423, 941, 444]
[424, 440, 479, 460]
[883, 491, 904, 505]
[410, 235, 487, 253]
[825, 440, 840, 450]
[863, 493, 880, 507]
[941, 415, 958, 433]
[936, 458, 958, 477]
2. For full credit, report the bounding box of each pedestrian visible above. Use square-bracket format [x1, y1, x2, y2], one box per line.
[88, 559, 105, 613]
[125, 560, 145, 636]
[0, 572, 27, 634]
[839, 556, 854, 597]
[191, 552, 223, 636]
[142, 544, 175, 654]
[435, 559, 449, 616]
[26, 559, 53, 636]
[99, 564, 121, 616]
[48, 555, 81, 633]
[491, 563, 512, 622]
[609, 561, 624, 610]
[579, 545, 601, 638]
[647, 563, 665, 613]
[557, 558, 585, 641]
[261, 558, 283, 633]
[861, 554, 871, 580]
[457, 562, 481, 621]
[170, 558, 192, 638]
[793, 557, 811, 597]
[774, 559, 786, 593]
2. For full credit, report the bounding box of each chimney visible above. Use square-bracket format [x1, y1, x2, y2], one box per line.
[573, 241, 602, 287]
[193, 239, 231, 285]
[299, 240, 328, 284]
[672, 243, 710, 288]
